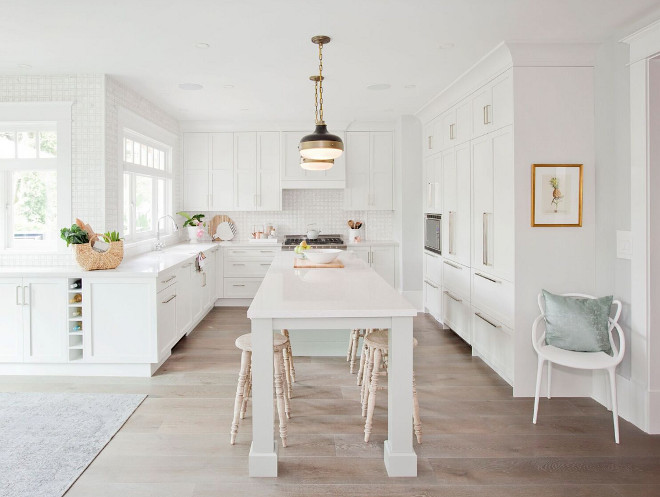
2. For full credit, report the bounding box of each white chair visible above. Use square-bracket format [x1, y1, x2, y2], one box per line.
[531, 293, 625, 443]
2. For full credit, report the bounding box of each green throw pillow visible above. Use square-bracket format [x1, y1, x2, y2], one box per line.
[542, 290, 613, 355]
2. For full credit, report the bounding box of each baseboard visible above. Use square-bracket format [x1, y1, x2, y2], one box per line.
[592, 371, 650, 433]
[215, 298, 252, 307]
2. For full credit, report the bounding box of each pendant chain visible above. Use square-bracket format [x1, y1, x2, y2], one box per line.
[318, 42, 324, 124]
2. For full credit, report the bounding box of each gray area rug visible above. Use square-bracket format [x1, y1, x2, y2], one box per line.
[0, 392, 146, 497]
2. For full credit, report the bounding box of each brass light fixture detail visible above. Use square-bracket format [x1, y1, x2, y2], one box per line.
[299, 35, 344, 168]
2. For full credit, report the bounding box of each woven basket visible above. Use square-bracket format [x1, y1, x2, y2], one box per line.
[74, 241, 124, 271]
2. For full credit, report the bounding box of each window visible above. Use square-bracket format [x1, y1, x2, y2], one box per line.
[121, 131, 173, 242]
[0, 102, 71, 252]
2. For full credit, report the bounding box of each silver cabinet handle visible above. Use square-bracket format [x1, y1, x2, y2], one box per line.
[233, 263, 246, 266]
[162, 295, 176, 304]
[232, 284, 246, 287]
[443, 260, 461, 270]
[475, 312, 500, 328]
[161, 275, 176, 284]
[482, 212, 490, 266]
[448, 211, 455, 255]
[16, 285, 21, 306]
[449, 123, 456, 140]
[485, 104, 492, 124]
[202, 272, 207, 287]
[475, 272, 500, 284]
[23, 286, 28, 306]
[426, 252, 439, 259]
[260, 263, 271, 266]
[428, 135, 432, 150]
[259, 250, 273, 254]
[424, 280, 438, 289]
[443, 290, 462, 303]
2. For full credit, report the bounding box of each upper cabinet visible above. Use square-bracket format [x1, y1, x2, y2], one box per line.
[345, 131, 394, 211]
[183, 132, 281, 211]
[280, 131, 346, 189]
[471, 71, 513, 138]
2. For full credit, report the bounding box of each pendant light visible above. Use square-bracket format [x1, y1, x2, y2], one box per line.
[300, 158, 334, 171]
[299, 35, 344, 164]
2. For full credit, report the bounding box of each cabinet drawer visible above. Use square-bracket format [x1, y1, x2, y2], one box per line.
[226, 247, 279, 260]
[471, 269, 513, 328]
[424, 279, 441, 323]
[442, 288, 470, 344]
[471, 308, 513, 385]
[224, 259, 272, 277]
[157, 268, 178, 293]
[424, 251, 442, 286]
[442, 259, 470, 300]
[224, 278, 263, 298]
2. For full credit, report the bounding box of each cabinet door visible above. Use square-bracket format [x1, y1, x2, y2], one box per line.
[323, 131, 346, 181]
[442, 289, 470, 344]
[256, 132, 281, 210]
[370, 132, 393, 210]
[442, 148, 457, 259]
[440, 109, 456, 150]
[191, 268, 204, 324]
[423, 117, 442, 156]
[471, 134, 494, 273]
[455, 99, 472, 144]
[471, 87, 492, 138]
[371, 245, 395, 287]
[491, 71, 513, 130]
[210, 133, 234, 211]
[424, 279, 441, 322]
[344, 132, 370, 210]
[183, 133, 210, 171]
[183, 171, 209, 211]
[491, 127, 514, 281]
[206, 251, 217, 308]
[176, 261, 193, 336]
[234, 132, 257, 210]
[423, 157, 435, 213]
[350, 246, 370, 265]
[157, 285, 177, 359]
[454, 142, 471, 267]
[0, 279, 24, 362]
[282, 131, 307, 180]
[23, 278, 67, 363]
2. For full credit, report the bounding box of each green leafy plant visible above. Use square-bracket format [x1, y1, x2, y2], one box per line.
[60, 224, 89, 246]
[102, 231, 122, 243]
[177, 211, 206, 228]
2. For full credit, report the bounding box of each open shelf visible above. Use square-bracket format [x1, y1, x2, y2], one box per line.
[67, 278, 84, 362]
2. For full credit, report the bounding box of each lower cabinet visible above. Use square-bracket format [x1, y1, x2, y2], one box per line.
[350, 244, 396, 287]
[157, 283, 177, 359]
[442, 288, 471, 344]
[471, 307, 514, 385]
[176, 261, 194, 334]
[220, 246, 277, 300]
[424, 279, 441, 322]
[0, 279, 26, 362]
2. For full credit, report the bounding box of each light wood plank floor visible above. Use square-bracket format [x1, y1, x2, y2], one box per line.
[2, 307, 659, 496]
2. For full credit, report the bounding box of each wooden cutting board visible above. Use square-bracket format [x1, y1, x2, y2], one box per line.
[294, 258, 344, 269]
[208, 215, 234, 241]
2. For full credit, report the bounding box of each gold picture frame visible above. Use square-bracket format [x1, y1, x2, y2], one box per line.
[531, 164, 583, 227]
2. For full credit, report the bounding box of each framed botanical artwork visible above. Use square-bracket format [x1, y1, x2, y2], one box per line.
[531, 164, 583, 227]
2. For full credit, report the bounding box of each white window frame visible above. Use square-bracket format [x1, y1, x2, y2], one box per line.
[118, 108, 176, 245]
[0, 102, 72, 253]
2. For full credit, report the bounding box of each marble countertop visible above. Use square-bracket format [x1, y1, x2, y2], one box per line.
[247, 251, 416, 319]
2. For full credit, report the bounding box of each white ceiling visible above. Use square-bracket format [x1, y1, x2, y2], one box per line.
[2, 0, 660, 123]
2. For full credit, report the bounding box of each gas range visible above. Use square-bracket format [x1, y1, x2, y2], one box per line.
[282, 234, 347, 251]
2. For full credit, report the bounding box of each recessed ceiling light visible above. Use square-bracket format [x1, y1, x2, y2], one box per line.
[17, 64, 32, 70]
[178, 83, 204, 91]
[240, 108, 250, 111]
[438, 43, 455, 50]
[404, 84, 416, 89]
[367, 84, 391, 91]
[195, 42, 210, 49]
[223, 84, 235, 89]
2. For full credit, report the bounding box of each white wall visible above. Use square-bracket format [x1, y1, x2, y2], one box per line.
[394, 115, 423, 305]
[513, 65, 597, 397]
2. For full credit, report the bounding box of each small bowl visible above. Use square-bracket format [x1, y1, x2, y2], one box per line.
[303, 249, 342, 264]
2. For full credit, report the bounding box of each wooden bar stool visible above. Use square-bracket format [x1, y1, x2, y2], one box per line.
[356, 329, 376, 385]
[281, 329, 295, 398]
[360, 329, 422, 444]
[347, 329, 365, 374]
[230, 333, 291, 447]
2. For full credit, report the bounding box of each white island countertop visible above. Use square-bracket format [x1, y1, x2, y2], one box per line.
[247, 251, 416, 319]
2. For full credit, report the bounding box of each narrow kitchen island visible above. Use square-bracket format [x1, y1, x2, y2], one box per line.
[247, 251, 418, 477]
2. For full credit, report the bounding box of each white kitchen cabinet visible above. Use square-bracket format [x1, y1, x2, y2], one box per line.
[423, 116, 442, 156]
[176, 260, 194, 335]
[443, 141, 471, 266]
[345, 131, 393, 211]
[471, 126, 513, 281]
[220, 246, 277, 301]
[191, 268, 204, 324]
[256, 132, 281, 210]
[280, 131, 346, 188]
[350, 244, 395, 287]
[183, 133, 210, 211]
[157, 283, 177, 359]
[22, 278, 67, 363]
[423, 251, 442, 286]
[471, 307, 514, 385]
[423, 155, 442, 214]
[210, 132, 234, 211]
[234, 132, 258, 210]
[471, 71, 513, 138]
[442, 289, 470, 344]
[424, 279, 441, 322]
[0, 279, 23, 362]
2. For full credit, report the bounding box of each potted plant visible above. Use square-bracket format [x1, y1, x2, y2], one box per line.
[177, 212, 207, 242]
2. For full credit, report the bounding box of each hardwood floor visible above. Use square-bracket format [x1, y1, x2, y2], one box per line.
[2, 307, 659, 496]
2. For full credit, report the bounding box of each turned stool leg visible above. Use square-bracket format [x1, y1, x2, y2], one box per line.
[274, 350, 288, 447]
[282, 345, 293, 400]
[364, 348, 383, 442]
[412, 372, 422, 444]
[357, 339, 367, 386]
[349, 330, 361, 374]
[231, 350, 250, 444]
[282, 329, 295, 383]
[347, 329, 355, 361]
[240, 360, 251, 419]
[361, 346, 375, 417]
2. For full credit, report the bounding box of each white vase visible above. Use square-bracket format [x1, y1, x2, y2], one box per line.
[187, 226, 202, 242]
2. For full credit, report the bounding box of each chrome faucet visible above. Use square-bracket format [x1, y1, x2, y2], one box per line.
[154, 215, 179, 251]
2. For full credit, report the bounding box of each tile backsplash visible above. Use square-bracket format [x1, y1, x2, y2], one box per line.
[198, 189, 393, 241]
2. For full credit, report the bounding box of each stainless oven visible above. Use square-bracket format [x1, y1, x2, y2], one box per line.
[424, 214, 442, 255]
